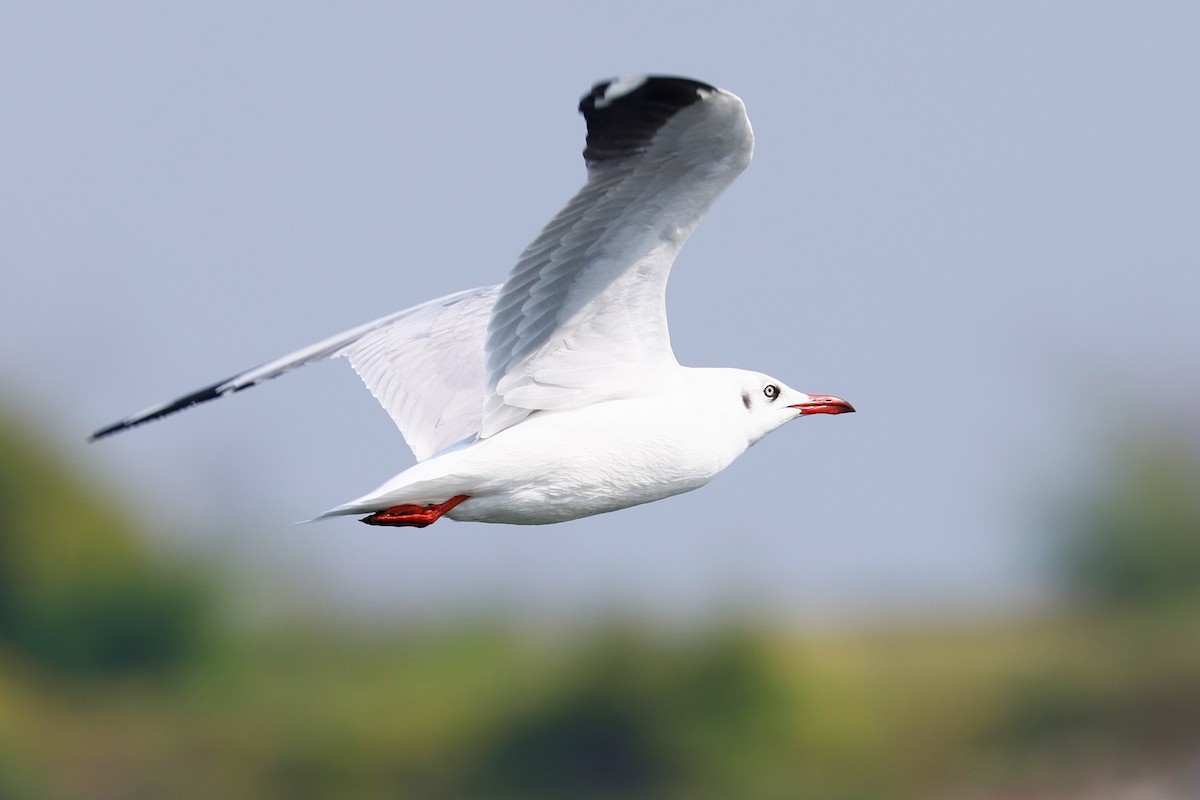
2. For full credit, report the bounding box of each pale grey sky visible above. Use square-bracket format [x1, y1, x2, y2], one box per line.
[2, 3, 1197, 622]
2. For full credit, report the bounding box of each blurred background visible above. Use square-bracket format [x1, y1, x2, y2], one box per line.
[2, 3, 1198, 798]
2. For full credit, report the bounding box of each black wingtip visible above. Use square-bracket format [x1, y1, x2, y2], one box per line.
[88, 425, 120, 443]
[88, 377, 237, 442]
[88, 413, 165, 442]
[579, 75, 716, 164]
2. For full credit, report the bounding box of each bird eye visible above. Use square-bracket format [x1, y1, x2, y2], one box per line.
[763, 384, 779, 400]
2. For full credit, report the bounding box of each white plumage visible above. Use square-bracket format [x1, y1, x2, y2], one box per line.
[92, 76, 854, 527]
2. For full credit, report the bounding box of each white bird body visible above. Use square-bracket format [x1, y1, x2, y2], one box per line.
[92, 76, 854, 527]
[322, 368, 800, 525]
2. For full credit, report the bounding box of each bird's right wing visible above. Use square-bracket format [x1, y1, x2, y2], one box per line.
[344, 285, 498, 460]
[91, 285, 500, 461]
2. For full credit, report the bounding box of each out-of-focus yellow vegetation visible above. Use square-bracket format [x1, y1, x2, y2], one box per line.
[1, 411, 1197, 799]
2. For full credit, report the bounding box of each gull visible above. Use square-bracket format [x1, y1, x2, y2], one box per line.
[91, 75, 854, 527]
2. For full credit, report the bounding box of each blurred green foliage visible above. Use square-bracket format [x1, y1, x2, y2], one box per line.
[0, 417, 212, 674]
[1057, 431, 1200, 608]
[464, 630, 807, 799]
[0, 410, 1197, 798]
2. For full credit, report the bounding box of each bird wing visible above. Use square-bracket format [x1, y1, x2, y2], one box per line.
[481, 75, 754, 438]
[91, 285, 500, 461]
[342, 285, 497, 460]
[93, 76, 754, 457]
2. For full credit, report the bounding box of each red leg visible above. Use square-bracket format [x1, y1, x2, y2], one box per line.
[359, 495, 470, 528]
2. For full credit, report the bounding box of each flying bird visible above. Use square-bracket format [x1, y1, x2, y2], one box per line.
[92, 75, 854, 527]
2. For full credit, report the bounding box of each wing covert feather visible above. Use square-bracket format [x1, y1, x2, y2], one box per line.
[343, 285, 498, 460]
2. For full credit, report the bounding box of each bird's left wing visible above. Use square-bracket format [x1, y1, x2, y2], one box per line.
[481, 76, 754, 438]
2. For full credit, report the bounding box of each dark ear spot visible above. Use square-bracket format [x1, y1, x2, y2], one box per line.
[741, 390, 751, 410]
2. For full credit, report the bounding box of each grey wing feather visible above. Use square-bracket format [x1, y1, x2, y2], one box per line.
[481, 76, 754, 438]
[343, 285, 498, 460]
[92, 76, 752, 456]
[92, 285, 500, 461]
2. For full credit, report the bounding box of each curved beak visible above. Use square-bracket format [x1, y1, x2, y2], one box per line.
[789, 394, 855, 416]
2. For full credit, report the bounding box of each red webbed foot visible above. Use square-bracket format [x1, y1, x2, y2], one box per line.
[359, 495, 470, 528]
